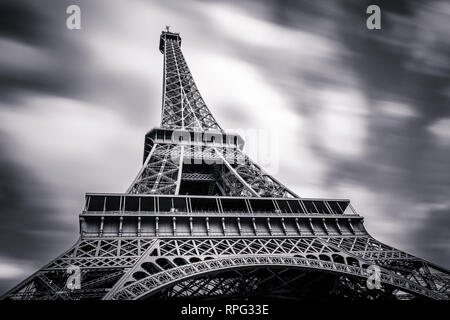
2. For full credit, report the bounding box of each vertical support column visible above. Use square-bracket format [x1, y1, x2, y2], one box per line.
[308, 218, 316, 235]
[161, 35, 167, 119]
[175, 145, 185, 195]
[119, 217, 123, 237]
[295, 218, 302, 236]
[322, 218, 329, 235]
[281, 218, 287, 235]
[237, 217, 242, 236]
[172, 217, 177, 236]
[206, 217, 210, 236]
[221, 217, 226, 235]
[348, 218, 356, 235]
[266, 218, 272, 236]
[335, 218, 342, 235]
[80, 217, 86, 237]
[99, 216, 105, 237]
[252, 218, 258, 236]
[171, 39, 188, 128]
[137, 217, 142, 236]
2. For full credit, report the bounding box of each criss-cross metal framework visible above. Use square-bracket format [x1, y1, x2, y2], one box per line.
[161, 33, 221, 131]
[2, 30, 449, 300]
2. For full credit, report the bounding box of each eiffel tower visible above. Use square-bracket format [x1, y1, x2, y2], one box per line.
[3, 29, 449, 301]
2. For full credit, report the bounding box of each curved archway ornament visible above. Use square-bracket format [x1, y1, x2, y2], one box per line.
[104, 255, 445, 300]
[2, 28, 450, 301]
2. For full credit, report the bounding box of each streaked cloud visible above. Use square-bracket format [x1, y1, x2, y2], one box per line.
[0, 0, 448, 295]
[428, 118, 450, 144]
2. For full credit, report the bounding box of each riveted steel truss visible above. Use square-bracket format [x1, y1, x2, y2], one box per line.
[221, 148, 297, 198]
[155, 269, 402, 300]
[3, 239, 156, 300]
[128, 144, 182, 195]
[161, 35, 221, 131]
[128, 144, 297, 198]
[3, 235, 449, 300]
[3, 29, 449, 301]
[104, 254, 445, 300]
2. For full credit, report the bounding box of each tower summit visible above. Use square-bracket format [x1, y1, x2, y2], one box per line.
[159, 29, 221, 132]
[2, 29, 449, 300]
[159, 29, 182, 53]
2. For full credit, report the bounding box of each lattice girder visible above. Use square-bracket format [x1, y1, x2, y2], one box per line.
[2, 239, 157, 300]
[3, 29, 449, 302]
[104, 253, 445, 300]
[161, 35, 221, 131]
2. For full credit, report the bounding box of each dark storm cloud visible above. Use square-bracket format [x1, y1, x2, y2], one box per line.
[414, 206, 450, 268]
[326, 1, 449, 265]
[0, 132, 75, 256]
[0, 0, 154, 126]
[0, 0, 448, 295]
[214, 0, 450, 266]
[0, 132, 76, 293]
[323, 0, 450, 266]
[0, 0, 139, 294]
[0, 1, 48, 45]
[0, 0, 80, 294]
[336, 0, 450, 120]
[0, 0, 86, 102]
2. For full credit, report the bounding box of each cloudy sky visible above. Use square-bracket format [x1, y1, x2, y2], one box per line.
[0, 0, 449, 294]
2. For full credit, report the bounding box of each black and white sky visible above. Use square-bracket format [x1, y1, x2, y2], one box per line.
[0, 0, 449, 294]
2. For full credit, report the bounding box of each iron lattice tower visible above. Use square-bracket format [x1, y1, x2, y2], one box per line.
[3, 30, 450, 300]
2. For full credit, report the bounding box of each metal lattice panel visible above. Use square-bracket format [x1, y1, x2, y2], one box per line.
[156, 270, 399, 300]
[128, 144, 182, 194]
[104, 255, 445, 300]
[161, 36, 222, 131]
[3, 29, 449, 301]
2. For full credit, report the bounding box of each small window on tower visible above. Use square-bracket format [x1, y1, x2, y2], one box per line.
[140, 197, 155, 212]
[88, 196, 105, 211]
[105, 196, 121, 211]
[124, 196, 139, 211]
